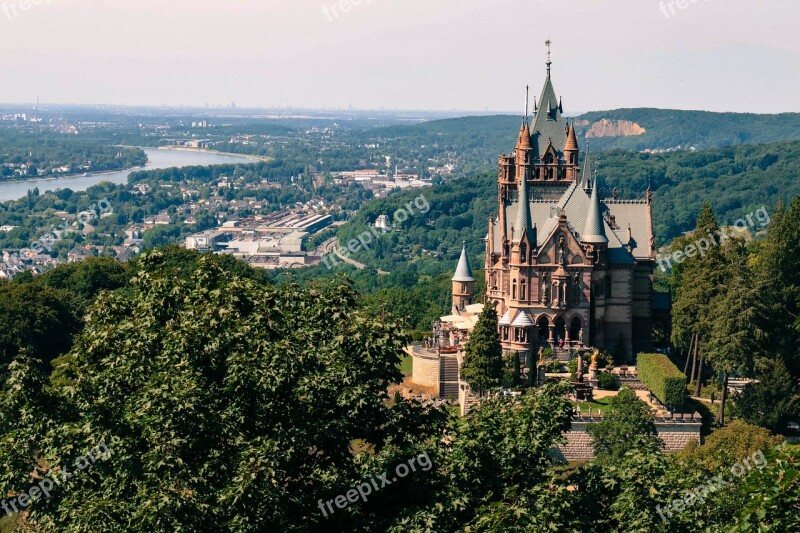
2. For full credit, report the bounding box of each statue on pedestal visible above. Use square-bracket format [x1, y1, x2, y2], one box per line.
[542, 277, 550, 304]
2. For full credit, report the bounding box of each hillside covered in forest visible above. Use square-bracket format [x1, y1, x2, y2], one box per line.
[327, 138, 800, 280]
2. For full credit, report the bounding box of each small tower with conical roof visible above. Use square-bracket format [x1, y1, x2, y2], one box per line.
[564, 121, 579, 180]
[452, 243, 476, 313]
[582, 174, 608, 268]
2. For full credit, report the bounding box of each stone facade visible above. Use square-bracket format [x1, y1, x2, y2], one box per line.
[482, 62, 656, 363]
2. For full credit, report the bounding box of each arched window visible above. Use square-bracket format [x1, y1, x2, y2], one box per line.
[512, 280, 517, 300]
[520, 243, 527, 262]
[520, 279, 527, 301]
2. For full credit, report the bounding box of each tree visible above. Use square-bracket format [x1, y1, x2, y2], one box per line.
[501, 351, 521, 389]
[25, 251, 442, 531]
[670, 203, 726, 388]
[0, 282, 79, 369]
[734, 360, 800, 433]
[394, 382, 574, 532]
[705, 239, 764, 425]
[460, 306, 503, 397]
[755, 197, 800, 375]
[675, 420, 782, 472]
[587, 387, 661, 461]
[35, 257, 129, 308]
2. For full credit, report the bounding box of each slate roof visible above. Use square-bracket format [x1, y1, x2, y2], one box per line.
[511, 310, 534, 327]
[493, 181, 652, 265]
[452, 244, 475, 282]
[582, 175, 608, 244]
[530, 74, 567, 159]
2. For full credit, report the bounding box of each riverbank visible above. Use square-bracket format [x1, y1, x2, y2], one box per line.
[0, 148, 261, 203]
[0, 166, 144, 185]
[155, 146, 272, 163]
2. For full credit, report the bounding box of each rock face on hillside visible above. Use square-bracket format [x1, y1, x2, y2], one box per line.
[584, 119, 646, 138]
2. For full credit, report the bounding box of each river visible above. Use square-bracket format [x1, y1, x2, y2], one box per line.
[0, 148, 260, 202]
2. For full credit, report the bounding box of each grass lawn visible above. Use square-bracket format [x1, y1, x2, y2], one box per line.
[572, 395, 613, 416]
[399, 355, 413, 377]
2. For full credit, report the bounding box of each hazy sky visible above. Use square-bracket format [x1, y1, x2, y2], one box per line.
[1, 0, 798, 113]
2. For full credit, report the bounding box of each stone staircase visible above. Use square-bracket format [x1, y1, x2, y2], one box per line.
[554, 349, 572, 362]
[439, 354, 460, 398]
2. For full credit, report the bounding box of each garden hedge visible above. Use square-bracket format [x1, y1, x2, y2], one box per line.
[637, 353, 688, 408]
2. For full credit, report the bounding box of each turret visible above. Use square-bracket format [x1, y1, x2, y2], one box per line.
[452, 243, 476, 313]
[564, 122, 579, 165]
[582, 175, 608, 245]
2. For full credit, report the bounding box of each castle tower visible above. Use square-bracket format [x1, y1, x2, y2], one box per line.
[452, 243, 475, 313]
[485, 44, 655, 360]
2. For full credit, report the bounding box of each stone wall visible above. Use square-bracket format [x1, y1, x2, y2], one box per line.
[656, 421, 703, 451]
[411, 352, 440, 395]
[553, 419, 702, 462]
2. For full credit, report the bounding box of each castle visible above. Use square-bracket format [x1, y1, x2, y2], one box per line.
[452, 57, 655, 363]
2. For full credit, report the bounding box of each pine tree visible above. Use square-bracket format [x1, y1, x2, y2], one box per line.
[460, 306, 503, 397]
[756, 197, 800, 375]
[705, 239, 765, 425]
[671, 203, 727, 389]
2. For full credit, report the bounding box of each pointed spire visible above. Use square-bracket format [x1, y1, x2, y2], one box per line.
[565, 122, 578, 153]
[523, 85, 530, 124]
[513, 177, 535, 242]
[581, 141, 592, 191]
[583, 174, 608, 244]
[452, 242, 475, 282]
[515, 121, 532, 150]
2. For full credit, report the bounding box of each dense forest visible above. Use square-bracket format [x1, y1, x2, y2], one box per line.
[0, 245, 796, 532]
[325, 138, 800, 283]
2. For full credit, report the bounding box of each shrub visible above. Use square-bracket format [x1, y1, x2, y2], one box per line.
[597, 372, 619, 391]
[637, 353, 688, 408]
[545, 360, 564, 373]
[674, 420, 783, 471]
[567, 359, 578, 380]
[587, 387, 660, 460]
[502, 351, 521, 389]
[594, 350, 613, 369]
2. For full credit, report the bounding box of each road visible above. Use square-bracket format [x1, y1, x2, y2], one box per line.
[317, 237, 390, 275]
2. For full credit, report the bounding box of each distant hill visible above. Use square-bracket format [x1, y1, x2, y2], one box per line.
[575, 109, 800, 151]
[393, 109, 800, 159]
